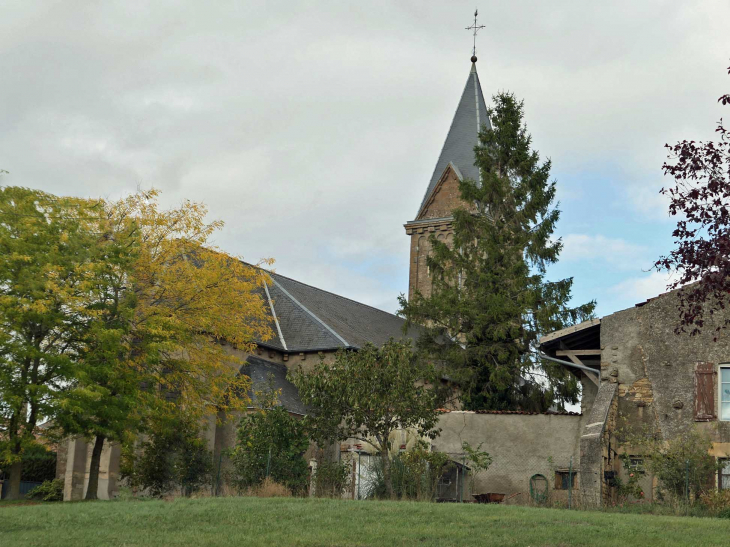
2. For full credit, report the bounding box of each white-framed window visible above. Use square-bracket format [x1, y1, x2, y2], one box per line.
[719, 458, 730, 490]
[721, 365, 730, 421]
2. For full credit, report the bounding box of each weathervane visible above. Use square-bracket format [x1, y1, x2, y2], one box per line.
[465, 9, 485, 61]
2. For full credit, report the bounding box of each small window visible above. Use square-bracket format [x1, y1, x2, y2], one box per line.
[721, 366, 730, 421]
[627, 456, 646, 475]
[719, 459, 730, 490]
[555, 470, 577, 490]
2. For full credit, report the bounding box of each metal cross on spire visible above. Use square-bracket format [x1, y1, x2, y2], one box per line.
[465, 9, 485, 59]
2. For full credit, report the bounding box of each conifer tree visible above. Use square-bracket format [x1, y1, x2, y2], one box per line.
[399, 92, 594, 411]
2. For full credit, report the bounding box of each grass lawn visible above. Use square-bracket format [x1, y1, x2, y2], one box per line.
[1, 496, 729, 547]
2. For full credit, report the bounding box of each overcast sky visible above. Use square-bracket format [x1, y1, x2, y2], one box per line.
[1, 1, 729, 318]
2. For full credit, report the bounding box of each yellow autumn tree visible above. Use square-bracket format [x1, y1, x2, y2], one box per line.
[58, 189, 274, 499]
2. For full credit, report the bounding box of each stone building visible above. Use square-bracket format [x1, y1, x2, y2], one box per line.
[540, 290, 730, 505]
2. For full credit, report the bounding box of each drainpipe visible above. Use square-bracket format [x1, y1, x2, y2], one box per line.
[538, 352, 600, 377]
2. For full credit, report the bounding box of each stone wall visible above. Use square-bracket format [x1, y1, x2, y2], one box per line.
[432, 411, 584, 505]
[60, 346, 339, 500]
[601, 290, 730, 499]
[602, 291, 730, 442]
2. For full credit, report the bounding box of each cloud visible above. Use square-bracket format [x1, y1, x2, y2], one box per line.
[0, 1, 728, 317]
[607, 271, 677, 303]
[625, 183, 673, 222]
[561, 234, 650, 271]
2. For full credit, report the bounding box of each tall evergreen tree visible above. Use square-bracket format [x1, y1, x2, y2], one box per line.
[399, 92, 594, 411]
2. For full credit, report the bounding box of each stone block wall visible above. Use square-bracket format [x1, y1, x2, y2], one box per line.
[601, 291, 730, 444]
[432, 411, 584, 505]
[599, 290, 730, 501]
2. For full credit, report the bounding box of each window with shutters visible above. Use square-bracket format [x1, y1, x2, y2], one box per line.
[720, 365, 730, 421]
[694, 362, 716, 422]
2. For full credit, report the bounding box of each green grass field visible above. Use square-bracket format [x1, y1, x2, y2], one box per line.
[2, 497, 729, 547]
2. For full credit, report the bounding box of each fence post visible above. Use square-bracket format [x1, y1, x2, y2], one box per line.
[266, 447, 272, 479]
[357, 451, 361, 500]
[460, 455, 465, 503]
[568, 455, 573, 510]
[685, 459, 690, 505]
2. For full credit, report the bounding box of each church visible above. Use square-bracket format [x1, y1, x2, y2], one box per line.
[58, 50, 730, 507]
[57, 53, 494, 501]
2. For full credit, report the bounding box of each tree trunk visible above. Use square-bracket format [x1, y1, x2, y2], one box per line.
[85, 435, 105, 500]
[381, 450, 394, 500]
[5, 459, 23, 501]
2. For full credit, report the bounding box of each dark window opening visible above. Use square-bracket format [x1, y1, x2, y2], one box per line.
[555, 470, 577, 490]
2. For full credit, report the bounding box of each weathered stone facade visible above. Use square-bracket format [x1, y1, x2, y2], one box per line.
[600, 290, 730, 498]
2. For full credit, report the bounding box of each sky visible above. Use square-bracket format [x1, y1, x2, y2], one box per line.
[1, 1, 728, 319]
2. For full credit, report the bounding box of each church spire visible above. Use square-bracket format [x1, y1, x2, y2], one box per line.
[414, 10, 490, 218]
[415, 56, 490, 217]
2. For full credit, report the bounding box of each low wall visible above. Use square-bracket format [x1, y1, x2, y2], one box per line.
[432, 411, 584, 505]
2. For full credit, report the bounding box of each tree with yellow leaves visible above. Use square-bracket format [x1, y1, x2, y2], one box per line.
[58, 189, 274, 499]
[0, 186, 105, 500]
[0, 185, 273, 500]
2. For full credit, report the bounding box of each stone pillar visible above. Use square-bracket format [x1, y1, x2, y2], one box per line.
[63, 438, 88, 501]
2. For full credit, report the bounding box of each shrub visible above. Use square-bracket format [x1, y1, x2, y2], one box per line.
[230, 389, 309, 496]
[462, 441, 491, 493]
[121, 413, 213, 498]
[0, 445, 57, 483]
[313, 458, 351, 498]
[27, 479, 64, 501]
[700, 489, 730, 516]
[618, 425, 719, 501]
[367, 443, 452, 501]
[248, 477, 292, 498]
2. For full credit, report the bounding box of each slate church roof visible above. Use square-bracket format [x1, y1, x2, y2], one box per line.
[258, 270, 418, 353]
[417, 61, 490, 217]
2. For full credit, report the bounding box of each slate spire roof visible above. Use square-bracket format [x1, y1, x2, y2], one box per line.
[417, 60, 490, 217]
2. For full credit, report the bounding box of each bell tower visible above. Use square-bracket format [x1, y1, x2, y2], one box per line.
[404, 54, 490, 299]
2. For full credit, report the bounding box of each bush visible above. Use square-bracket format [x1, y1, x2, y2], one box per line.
[248, 477, 292, 498]
[121, 413, 213, 498]
[313, 458, 351, 498]
[700, 489, 730, 516]
[618, 425, 718, 501]
[0, 445, 57, 483]
[27, 479, 64, 501]
[230, 393, 309, 496]
[367, 443, 452, 501]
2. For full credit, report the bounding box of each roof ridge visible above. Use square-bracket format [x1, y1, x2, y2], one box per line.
[271, 271, 404, 320]
[261, 273, 288, 350]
